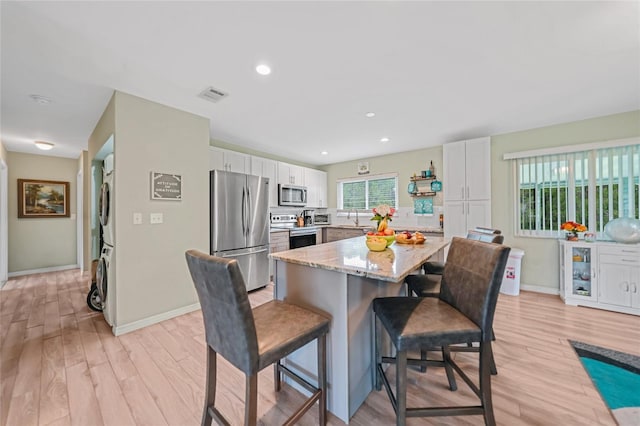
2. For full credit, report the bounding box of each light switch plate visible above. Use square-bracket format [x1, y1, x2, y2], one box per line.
[150, 213, 163, 224]
[133, 213, 143, 225]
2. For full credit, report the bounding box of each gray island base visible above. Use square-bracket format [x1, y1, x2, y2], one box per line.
[271, 236, 449, 423]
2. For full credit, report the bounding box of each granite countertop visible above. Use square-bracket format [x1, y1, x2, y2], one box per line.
[270, 235, 449, 283]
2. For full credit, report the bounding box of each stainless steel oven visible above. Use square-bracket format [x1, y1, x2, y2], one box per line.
[271, 214, 318, 249]
[289, 227, 317, 249]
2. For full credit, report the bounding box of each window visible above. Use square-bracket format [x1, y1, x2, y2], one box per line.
[513, 142, 639, 237]
[337, 173, 398, 211]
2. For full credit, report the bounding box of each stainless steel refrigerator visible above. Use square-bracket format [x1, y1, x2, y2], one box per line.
[210, 170, 270, 291]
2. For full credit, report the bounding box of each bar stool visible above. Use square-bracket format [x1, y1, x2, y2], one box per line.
[185, 250, 330, 426]
[405, 229, 504, 375]
[373, 238, 510, 425]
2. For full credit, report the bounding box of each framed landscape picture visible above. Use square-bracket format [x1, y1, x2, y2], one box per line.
[18, 179, 70, 218]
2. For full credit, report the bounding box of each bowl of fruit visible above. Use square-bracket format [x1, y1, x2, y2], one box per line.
[395, 231, 426, 244]
[365, 236, 388, 251]
[366, 229, 396, 247]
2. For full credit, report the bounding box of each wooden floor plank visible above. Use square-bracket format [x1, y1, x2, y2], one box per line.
[66, 361, 104, 426]
[60, 315, 84, 368]
[5, 325, 44, 426]
[89, 362, 136, 426]
[39, 336, 69, 426]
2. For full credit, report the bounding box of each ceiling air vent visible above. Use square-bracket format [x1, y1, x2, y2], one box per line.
[198, 86, 229, 103]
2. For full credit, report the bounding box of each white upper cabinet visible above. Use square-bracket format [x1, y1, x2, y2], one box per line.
[443, 137, 491, 201]
[209, 147, 250, 173]
[251, 157, 279, 207]
[443, 137, 492, 238]
[278, 162, 305, 186]
[304, 168, 328, 208]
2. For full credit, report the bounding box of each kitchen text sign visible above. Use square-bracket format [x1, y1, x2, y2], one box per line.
[151, 172, 182, 200]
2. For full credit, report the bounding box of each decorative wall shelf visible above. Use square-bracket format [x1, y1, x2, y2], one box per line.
[409, 175, 440, 197]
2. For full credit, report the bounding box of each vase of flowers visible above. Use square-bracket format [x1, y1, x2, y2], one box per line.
[561, 221, 587, 241]
[371, 204, 396, 232]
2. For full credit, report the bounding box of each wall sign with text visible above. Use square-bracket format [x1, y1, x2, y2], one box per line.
[151, 172, 182, 200]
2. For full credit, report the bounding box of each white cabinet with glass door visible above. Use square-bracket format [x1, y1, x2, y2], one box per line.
[559, 241, 598, 305]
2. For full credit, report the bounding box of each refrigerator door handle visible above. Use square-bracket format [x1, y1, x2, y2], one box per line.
[241, 187, 246, 236]
[216, 247, 269, 258]
[246, 185, 252, 238]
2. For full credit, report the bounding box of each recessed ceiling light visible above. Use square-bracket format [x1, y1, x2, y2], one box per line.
[365, 112, 376, 118]
[35, 141, 54, 150]
[29, 94, 52, 105]
[256, 64, 271, 75]
[380, 137, 390, 143]
[321, 151, 328, 155]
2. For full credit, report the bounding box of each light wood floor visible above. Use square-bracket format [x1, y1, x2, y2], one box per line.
[1, 269, 639, 426]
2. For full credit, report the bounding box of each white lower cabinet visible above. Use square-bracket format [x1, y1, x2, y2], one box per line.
[270, 231, 290, 281]
[443, 199, 491, 238]
[598, 246, 640, 310]
[559, 240, 639, 315]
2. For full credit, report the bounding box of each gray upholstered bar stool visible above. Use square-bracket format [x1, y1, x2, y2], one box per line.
[373, 238, 510, 425]
[185, 250, 330, 426]
[405, 229, 504, 375]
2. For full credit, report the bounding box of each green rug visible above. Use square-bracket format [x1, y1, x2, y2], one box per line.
[570, 340, 640, 425]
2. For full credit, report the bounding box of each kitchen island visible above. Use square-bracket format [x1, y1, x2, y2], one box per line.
[271, 235, 448, 423]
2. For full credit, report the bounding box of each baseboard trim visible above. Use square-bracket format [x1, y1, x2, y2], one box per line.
[8, 264, 79, 277]
[520, 283, 559, 295]
[113, 302, 201, 336]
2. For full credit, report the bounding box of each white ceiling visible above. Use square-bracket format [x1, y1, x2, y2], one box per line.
[1, 1, 638, 165]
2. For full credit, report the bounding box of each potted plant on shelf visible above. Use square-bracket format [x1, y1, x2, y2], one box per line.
[561, 221, 587, 241]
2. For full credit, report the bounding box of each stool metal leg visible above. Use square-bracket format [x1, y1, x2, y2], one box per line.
[317, 334, 327, 425]
[274, 361, 281, 391]
[245, 373, 258, 426]
[203, 346, 216, 426]
[396, 350, 407, 426]
[441, 346, 457, 391]
[480, 343, 496, 426]
[375, 316, 382, 391]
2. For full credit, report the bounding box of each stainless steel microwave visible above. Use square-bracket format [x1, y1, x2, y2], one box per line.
[278, 184, 307, 207]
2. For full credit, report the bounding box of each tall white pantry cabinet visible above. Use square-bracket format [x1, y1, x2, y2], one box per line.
[443, 137, 492, 238]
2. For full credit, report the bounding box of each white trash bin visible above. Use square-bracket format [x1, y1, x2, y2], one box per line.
[500, 248, 524, 296]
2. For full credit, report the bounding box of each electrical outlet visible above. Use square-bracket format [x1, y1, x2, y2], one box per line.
[150, 213, 163, 224]
[133, 213, 143, 225]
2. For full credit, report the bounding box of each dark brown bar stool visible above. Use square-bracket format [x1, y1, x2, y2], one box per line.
[373, 238, 510, 425]
[185, 250, 330, 426]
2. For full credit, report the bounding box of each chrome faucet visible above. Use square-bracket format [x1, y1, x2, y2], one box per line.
[347, 208, 359, 226]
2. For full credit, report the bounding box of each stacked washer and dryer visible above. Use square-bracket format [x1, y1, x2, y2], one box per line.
[96, 154, 115, 326]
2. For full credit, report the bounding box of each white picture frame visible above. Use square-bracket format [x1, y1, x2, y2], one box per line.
[357, 162, 370, 175]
